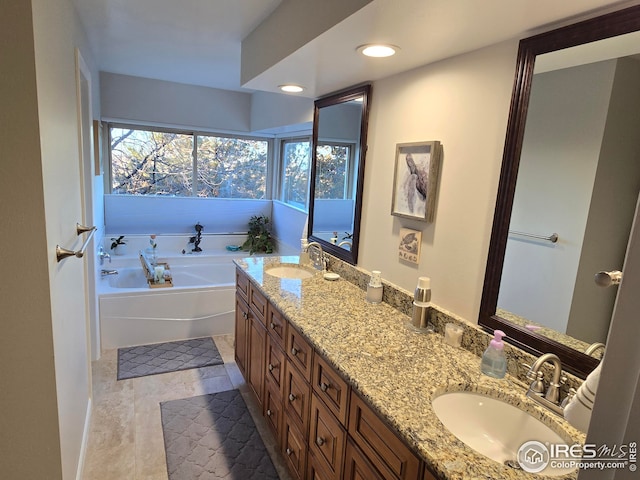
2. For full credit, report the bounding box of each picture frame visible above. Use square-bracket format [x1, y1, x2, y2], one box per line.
[391, 141, 441, 222]
[398, 228, 422, 264]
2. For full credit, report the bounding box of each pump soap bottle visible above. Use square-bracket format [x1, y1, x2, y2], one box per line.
[480, 330, 507, 379]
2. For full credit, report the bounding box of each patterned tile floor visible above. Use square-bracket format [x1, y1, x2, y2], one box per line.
[83, 335, 293, 480]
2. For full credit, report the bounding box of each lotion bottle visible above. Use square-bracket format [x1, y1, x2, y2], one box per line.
[366, 270, 383, 304]
[480, 330, 507, 379]
[299, 238, 310, 265]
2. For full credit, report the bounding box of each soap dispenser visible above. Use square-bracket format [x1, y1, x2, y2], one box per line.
[299, 238, 309, 265]
[480, 330, 507, 379]
[366, 271, 383, 304]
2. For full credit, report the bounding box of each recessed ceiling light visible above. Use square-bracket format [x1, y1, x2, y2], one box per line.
[357, 44, 399, 58]
[279, 84, 304, 93]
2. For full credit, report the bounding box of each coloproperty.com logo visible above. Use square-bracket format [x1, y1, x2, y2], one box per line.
[517, 441, 637, 473]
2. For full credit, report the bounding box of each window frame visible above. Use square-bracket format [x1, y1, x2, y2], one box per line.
[106, 122, 273, 198]
[278, 135, 313, 210]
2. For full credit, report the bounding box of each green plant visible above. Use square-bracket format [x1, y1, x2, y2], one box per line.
[242, 215, 274, 254]
[110, 235, 126, 250]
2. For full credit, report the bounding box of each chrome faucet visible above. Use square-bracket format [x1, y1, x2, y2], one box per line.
[98, 246, 111, 265]
[584, 342, 606, 357]
[307, 242, 326, 271]
[525, 353, 571, 416]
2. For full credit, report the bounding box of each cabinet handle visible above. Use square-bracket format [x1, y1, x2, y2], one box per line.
[286, 448, 293, 456]
[288, 393, 296, 402]
[266, 409, 272, 417]
[291, 347, 298, 356]
[316, 437, 325, 447]
[268, 363, 275, 372]
[320, 382, 329, 392]
[270, 321, 276, 329]
[242, 311, 248, 319]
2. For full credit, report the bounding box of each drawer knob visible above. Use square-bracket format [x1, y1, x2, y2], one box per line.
[242, 312, 248, 319]
[270, 321, 276, 329]
[288, 393, 296, 402]
[320, 382, 329, 392]
[291, 347, 298, 356]
[286, 448, 293, 456]
[316, 437, 325, 447]
[268, 363, 274, 372]
[266, 409, 272, 417]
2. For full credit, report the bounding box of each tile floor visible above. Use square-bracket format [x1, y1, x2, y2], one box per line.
[83, 335, 293, 480]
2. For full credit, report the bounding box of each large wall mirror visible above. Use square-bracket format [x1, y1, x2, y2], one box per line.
[308, 84, 372, 264]
[480, 5, 640, 378]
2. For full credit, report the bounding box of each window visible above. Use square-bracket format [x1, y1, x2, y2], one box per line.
[109, 125, 269, 198]
[280, 138, 311, 209]
[314, 143, 353, 199]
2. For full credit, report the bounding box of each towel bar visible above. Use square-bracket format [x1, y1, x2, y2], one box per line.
[56, 223, 97, 262]
[508, 230, 558, 243]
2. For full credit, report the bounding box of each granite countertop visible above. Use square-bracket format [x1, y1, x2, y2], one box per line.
[234, 256, 585, 480]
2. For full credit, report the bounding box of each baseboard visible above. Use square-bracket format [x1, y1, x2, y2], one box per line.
[75, 397, 93, 480]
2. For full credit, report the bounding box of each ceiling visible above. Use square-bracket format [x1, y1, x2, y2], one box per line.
[71, 0, 637, 98]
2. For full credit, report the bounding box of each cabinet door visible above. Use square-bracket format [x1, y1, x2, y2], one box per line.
[348, 392, 421, 480]
[343, 440, 384, 480]
[265, 333, 285, 397]
[248, 316, 267, 406]
[234, 294, 249, 376]
[308, 451, 335, 480]
[283, 414, 307, 480]
[309, 393, 346, 480]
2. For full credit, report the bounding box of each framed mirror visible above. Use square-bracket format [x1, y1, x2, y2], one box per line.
[480, 5, 640, 378]
[308, 84, 372, 264]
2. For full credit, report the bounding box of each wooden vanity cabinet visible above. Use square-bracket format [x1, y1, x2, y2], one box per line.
[235, 269, 431, 480]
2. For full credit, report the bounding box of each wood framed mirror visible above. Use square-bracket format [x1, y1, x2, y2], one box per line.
[479, 5, 640, 378]
[308, 84, 372, 264]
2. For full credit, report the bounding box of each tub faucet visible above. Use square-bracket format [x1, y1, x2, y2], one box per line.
[524, 353, 569, 416]
[101, 269, 118, 277]
[98, 246, 111, 265]
[307, 242, 326, 271]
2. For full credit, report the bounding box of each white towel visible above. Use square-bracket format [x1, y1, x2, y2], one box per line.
[564, 363, 602, 433]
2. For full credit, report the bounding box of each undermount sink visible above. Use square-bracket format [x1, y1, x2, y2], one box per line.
[432, 391, 574, 476]
[265, 264, 315, 279]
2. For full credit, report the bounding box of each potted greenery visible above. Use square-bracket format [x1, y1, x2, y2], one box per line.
[242, 215, 274, 254]
[110, 235, 127, 255]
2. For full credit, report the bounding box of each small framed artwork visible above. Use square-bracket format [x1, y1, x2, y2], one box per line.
[391, 141, 442, 222]
[398, 228, 421, 264]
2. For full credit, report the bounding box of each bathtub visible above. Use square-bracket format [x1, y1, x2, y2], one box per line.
[98, 253, 237, 350]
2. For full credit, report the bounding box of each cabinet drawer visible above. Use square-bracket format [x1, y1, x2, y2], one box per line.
[263, 384, 283, 447]
[312, 354, 350, 426]
[235, 268, 249, 302]
[343, 439, 385, 480]
[283, 414, 307, 480]
[284, 361, 311, 436]
[348, 392, 421, 480]
[266, 303, 287, 349]
[286, 324, 313, 381]
[308, 451, 335, 480]
[265, 334, 285, 397]
[249, 284, 268, 325]
[309, 393, 346, 480]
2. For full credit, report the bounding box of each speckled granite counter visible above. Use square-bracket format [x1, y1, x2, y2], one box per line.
[234, 256, 585, 480]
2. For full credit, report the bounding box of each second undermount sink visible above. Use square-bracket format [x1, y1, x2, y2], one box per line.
[432, 391, 574, 476]
[265, 264, 316, 279]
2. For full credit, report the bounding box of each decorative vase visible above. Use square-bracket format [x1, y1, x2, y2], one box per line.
[113, 244, 128, 256]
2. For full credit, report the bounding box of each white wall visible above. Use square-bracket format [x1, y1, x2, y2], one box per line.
[498, 61, 615, 333]
[359, 40, 517, 322]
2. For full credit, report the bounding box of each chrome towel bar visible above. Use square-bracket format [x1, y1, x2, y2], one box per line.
[508, 230, 559, 243]
[56, 223, 97, 262]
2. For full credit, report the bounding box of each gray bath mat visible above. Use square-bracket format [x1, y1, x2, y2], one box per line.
[161, 390, 280, 479]
[117, 337, 223, 380]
